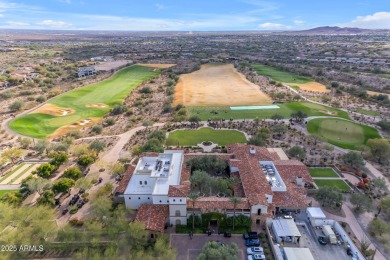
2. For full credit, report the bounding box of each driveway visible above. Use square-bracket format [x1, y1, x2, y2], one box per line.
[170, 234, 246, 260]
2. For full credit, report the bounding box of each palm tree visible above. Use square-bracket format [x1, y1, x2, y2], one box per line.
[187, 192, 200, 230]
[230, 196, 241, 230]
[229, 177, 241, 196]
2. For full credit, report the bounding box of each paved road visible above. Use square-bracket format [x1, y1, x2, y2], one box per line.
[323, 205, 386, 260]
[0, 184, 20, 190]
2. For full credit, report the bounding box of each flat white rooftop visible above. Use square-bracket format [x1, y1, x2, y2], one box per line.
[124, 150, 183, 196]
[260, 161, 287, 192]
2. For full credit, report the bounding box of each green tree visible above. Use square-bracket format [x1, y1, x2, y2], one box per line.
[0, 191, 22, 206]
[140, 138, 164, 153]
[32, 163, 56, 178]
[49, 151, 69, 167]
[271, 114, 284, 121]
[369, 218, 389, 237]
[63, 166, 82, 180]
[33, 139, 49, 154]
[197, 241, 238, 260]
[369, 178, 387, 194]
[91, 124, 103, 134]
[350, 193, 372, 213]
[89, 140, 106, 153]
[19, 138, 32, 149]
[288, 146, 306, 160]
[367, 139, 390, 164]
[52, 178, 75, 193]
[25, 177, 52, 195]
[190, 170, 211, 193]
[341, 151, 365, 170]
[75, 177, 93, 191]
[148, 130, 166, 142]
[0, 148, 24, 163]
[247, 128, 270, 146]
[108, 163, 125, 177]
[377, 120, 390, 132]
[291, 111, 308, 122]
[272, 124, 288, 137]
[189, 115, 201, 124]
[315, 186, 343, 207]
[111, 104, 127, 115]
[37, 190, 56, 206]
[77, 154, 95, 167]
[379, 197, 390, 219]
[9, 100, 24, 111]
[187, 192, 200, 230]
[230, 196, 242, 230]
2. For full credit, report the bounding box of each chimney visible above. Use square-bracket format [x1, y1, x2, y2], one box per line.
[249, 147, 256, 155]
[296, 176, 303, 187]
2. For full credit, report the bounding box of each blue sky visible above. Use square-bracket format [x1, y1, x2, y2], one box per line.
[0, 0, 389, 30]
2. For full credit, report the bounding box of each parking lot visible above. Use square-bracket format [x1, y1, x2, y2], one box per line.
[297, 225, 350, 260]
[170, 233, 246, 260]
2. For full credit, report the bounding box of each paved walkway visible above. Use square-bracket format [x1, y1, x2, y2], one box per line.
[322, 205, 386, 260]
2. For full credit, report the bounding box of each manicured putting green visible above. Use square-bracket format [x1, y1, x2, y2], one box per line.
[251, 64, 312, 84]
[9, 65, 161, 138]
[166, 127, 246, 146]
[189, 102, 349, 120]
[314, 179, 351, 191]
[309, 168, 339, 178]
[307, 118, 381, 150]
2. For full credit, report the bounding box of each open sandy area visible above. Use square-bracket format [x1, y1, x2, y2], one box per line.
[94, 60, 131, 71]
[138, 64, 176, 69]
[13, 164, 40, 184]
[48, 117, 101, 138]
[289, 82, 330, 93]
[173, 64, 272, 106]
[85, 103, 108, 108]
[31, 103, 75, 116]
[367, 91, 390, 98]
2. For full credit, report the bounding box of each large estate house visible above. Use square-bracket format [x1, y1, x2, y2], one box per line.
[115, 144, 313, 233]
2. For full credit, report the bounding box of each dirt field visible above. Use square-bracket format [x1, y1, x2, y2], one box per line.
[94, 60, 131, 71]
[138, 64, 176, 68]
[173, 64, 272, 106]
[49, 117, 101, 138]
[31, 103, 75, 116]
[367, 91, 390, 98]
[290, 82, 329, 93]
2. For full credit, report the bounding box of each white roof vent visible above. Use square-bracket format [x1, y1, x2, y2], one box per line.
[250, 147, 256, 155]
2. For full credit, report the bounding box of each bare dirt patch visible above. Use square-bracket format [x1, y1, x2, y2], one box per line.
[290, 82, 329, 93]
[49, 117, 101, 138]
[85, 103, 108, 108]
[173, 64, 273, 107]
[94, 60, 131, 71]
[138, 63, 176, 69]
[320, 110, 337, 115]
[31, 103, 75, 116]
[367, 91, 390, 98]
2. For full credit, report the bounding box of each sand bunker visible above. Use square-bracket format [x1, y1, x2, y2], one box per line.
[48, 118, 101, 138]
[320, 110, 337, 115]
[173, 64, 273, 107]
[31, 103, 75, 116]
[367, 91, 390, 99]
[86, 103, 108, 108]
[138, 64, 176, 69]
[289, 82, 329, 93]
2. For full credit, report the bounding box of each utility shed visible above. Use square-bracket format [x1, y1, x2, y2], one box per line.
[272, 218, 301, 244]
[283, 247, 314, 260]
[306, 207, 326, 226]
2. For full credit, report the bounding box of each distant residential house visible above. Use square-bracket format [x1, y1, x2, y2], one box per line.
[77, 66, 96, 78]
[90, 57, 107, 62]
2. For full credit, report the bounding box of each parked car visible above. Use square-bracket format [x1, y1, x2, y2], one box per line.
[224, 231, 232, 237]
[346, 248, 353, 256]
[62, 208, 69, 215]
[77, 199, 85, 208]
[69, 194, 80, 205]
[318, 236, 328, 245]
[247, 247, 264, 255]
[247, 253, 266, 260]
[245, 239, 260, 247]
[243, 232, 258, 240]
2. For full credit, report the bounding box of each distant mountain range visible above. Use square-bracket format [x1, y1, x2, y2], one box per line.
[285, 26, 390, 35]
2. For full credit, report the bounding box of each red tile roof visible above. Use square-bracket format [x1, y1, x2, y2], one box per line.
[114, 165, 135, 194]
[135, 204, 169, 232]
[187, 196, 250, 210]
[168, 185, 190, 197]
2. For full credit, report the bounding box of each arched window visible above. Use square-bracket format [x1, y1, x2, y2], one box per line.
[175, 219, 181, 225]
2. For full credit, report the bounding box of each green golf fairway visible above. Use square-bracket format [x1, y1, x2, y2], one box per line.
[307, 118, 381, 149]
[9, 65, 160, 138]
[251, 64, 312, 84]
[166, 127, 246, 146]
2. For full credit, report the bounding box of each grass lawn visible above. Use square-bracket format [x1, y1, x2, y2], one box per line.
[166, 127, 246, 146]
[0, 190, 19, 198]
[307, 118, 381, 150]
[356, 108, 380, 117]
[309, 168, 339, 178]
[315, 179, 351, 191]
[251, 64, 312, 84]
[0, 163, 25, 183]
[9, 65, 161, 138]
[189, 102, 350, 120]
